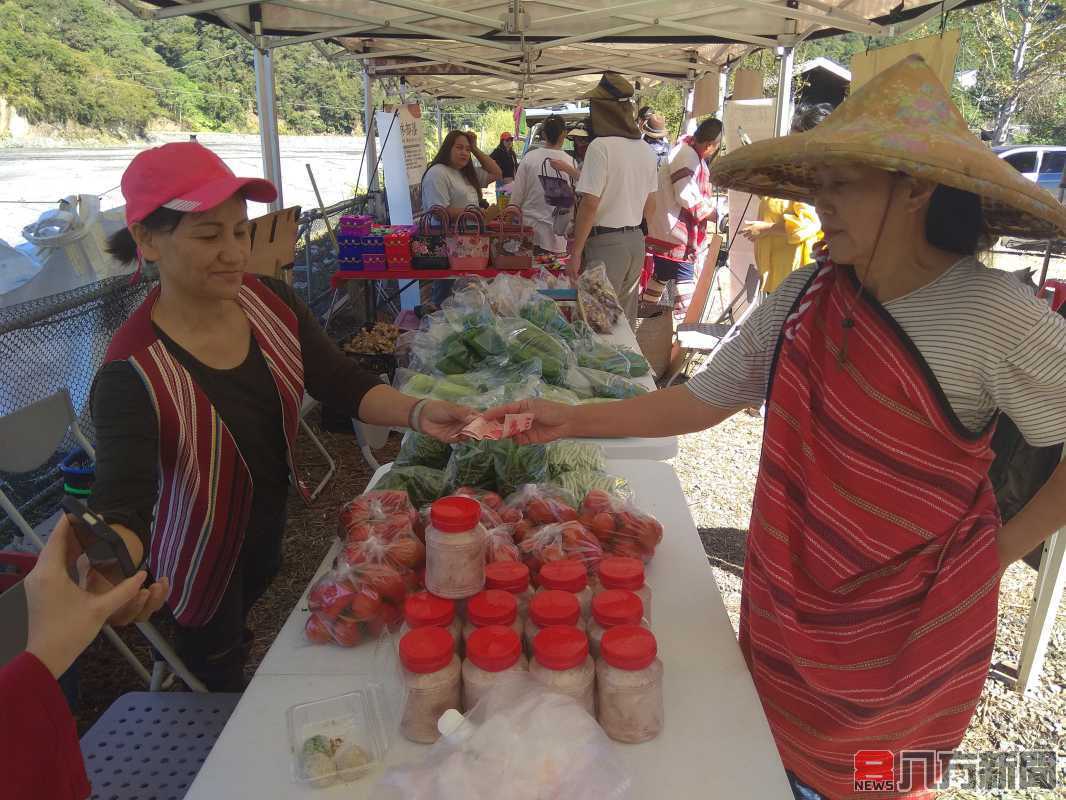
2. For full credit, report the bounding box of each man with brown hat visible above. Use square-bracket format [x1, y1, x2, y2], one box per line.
[639, 111, 671, 169]
[571, 73, 659, 325]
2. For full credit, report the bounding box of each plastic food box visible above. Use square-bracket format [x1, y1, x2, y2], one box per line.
[286, 686, 390, 788]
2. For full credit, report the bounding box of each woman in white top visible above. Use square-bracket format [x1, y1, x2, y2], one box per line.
[509, 115, 577, 254]
[420, 130, 502, 218]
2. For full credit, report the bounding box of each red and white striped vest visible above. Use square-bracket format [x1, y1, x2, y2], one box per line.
[105, 275, 306, 627]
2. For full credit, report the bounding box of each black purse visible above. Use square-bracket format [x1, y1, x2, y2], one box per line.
[538, 158, 575, 209]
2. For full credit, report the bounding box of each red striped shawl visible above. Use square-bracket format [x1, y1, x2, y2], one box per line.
[105, 274, 306, 626]
[743, 262, 1002, 799]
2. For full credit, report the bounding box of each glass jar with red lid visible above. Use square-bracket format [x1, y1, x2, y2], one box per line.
[425, 496, 485, 599]
[530, 626, 595, 715]
[398, 626, 461, 743]
[596, 625, 663, 743]
[461, 625, 528, 711]
[462, 589, 523, 647]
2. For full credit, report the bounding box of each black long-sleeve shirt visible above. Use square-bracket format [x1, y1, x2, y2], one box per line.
[490, 144, 519, 180]
[88, 277, 381, 550]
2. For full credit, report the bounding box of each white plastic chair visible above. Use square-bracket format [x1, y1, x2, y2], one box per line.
[0, 390, 207, 692]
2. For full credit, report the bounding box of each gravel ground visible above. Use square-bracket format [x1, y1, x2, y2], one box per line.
[71, 406, 1066, 797]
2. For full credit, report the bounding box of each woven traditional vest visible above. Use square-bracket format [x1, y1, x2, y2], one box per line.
[105, 275, 305, 626]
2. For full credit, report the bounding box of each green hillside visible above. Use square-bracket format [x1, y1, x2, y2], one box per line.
[0, 0, 368, 136]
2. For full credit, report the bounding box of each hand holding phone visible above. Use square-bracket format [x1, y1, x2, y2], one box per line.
[61, 496, 142, 579]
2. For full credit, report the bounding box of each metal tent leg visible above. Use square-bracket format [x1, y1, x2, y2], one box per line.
[1016, 530, 1066, 694]
[299, 417, 337, 501]
[254, 34, 283, 211]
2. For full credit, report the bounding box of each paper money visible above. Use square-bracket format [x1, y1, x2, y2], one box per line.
[460, 413, 534, 441]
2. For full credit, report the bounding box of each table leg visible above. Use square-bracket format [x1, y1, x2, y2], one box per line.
[323, 288, 341, 333]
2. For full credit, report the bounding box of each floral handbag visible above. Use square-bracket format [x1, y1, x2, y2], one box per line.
[411, 205, 451, 269]
[446, 206, 490, 270]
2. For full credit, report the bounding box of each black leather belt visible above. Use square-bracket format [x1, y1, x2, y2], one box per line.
[590, 225, 642, 237]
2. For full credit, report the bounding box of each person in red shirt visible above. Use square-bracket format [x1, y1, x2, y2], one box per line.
[1, 517, 168, 800]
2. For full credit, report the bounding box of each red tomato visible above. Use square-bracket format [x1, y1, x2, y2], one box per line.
[582, 489, 613, 515]
[363, 616, 387, 639]
[499, 507, 522, 524]
[557, 506, 578, 522]
[387, 537, 425, 568]
[349, 589, 382, 621]
[481, 491, 503, 510]
[304, 614, 332, 644]
[364, 567, 408, 604]
[309, 578, 356, 618]
[331, 617, 362, 647]
[378, 600, 403, 628]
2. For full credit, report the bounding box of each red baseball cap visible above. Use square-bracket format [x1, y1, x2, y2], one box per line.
[121, 141, 277, 227]
[500, 131, 514, 141]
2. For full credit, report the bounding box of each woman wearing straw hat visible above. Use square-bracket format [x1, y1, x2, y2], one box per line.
[89, 142, 477, 690]
[488, 56, 1066, 798]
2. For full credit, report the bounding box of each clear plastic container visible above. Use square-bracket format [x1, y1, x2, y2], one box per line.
[594, 556, 652, 622]
[461, 624, 528, 711]
[536, 559, 593, 620]
[596, 625, 663, 743]
[425, 496, 486, 599]
[399, 592, 463, 654]
[530, 626, 596, 715]
[399, 626, 462, 743]
[587, 589, 645, 660]
[462, 589, 523, 647]
[484, 560, 535, 623]
[287, 686, 389, 788]
[524, 589, 586, 655]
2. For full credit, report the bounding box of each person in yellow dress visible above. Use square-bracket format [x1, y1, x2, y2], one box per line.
[740, 103, 832, 292]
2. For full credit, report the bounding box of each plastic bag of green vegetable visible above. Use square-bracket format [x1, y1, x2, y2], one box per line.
[395, 431, 451, 470]
[443, 442, 498, 492]
[576, 366, 648, 399]
[546, 441, 606, 478]
[556, 469, 631, 505]
[534, 383, 581, 405]
[376, 466, 446, 508]
[394, 369, 437, 398]
[498, 317, 574, 384]
[492, 439, 549, 497]
[572, 338, 633, 376]
[520, 294, 576, 341]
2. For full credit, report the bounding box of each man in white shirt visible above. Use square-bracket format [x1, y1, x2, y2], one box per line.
[571, 73, 659, 326]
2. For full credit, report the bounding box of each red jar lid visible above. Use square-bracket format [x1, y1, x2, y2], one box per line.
[600, 625, 657, 671]
[404, 592, 455, 628]
[399, 626, 455, 673]
[430, 496, 481, 533]
[538, 560, 588, 593]
[466, 590, 517, 627]
[529, 590, 580, 628]
[597, 556, 645, 591]
[533, 626, 589, 671]
[466, 625, 522, 672]
[591, 589, 643, 627]
[485, 561, 530, 593]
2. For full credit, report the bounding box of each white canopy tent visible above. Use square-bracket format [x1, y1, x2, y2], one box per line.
[113, 1, 1064, 700]
[115, 0, 976, 201]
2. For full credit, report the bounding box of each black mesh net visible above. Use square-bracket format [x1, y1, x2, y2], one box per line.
[0, 275, 153, 542]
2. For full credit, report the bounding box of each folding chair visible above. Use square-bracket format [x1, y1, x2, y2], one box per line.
[663, 265, 763, 387]
[0, 390, 207, 692]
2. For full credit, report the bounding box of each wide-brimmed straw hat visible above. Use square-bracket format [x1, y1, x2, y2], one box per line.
[709, 55, 1066, 239]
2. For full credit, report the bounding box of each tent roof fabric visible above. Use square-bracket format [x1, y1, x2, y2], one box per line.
[128, 0, 973, 105]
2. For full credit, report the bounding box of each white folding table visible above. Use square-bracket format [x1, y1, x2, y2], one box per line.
[184, 459, 788, 799]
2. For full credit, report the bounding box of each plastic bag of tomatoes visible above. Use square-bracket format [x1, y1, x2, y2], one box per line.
[486, 524, 520, 563]
[576, 489, 663, 562]
[516, 519, 603, 579]
[338, 489, 424, 543]
[304, 563, 418, 647]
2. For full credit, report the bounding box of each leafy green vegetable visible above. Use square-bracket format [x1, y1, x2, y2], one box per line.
[464, 323, 508, 359]
[502, 318, 572, 383]
[520, 296, 576, 341]
[535, 383, 581, 405]
[395, 432, 451, 470]
[443, 442, 498, 492]
[376, 466, 446, 508]
[574, 340, 632, 376]
[621, 348, 650, 377]
[576, 367, 648, 399]
[399, 372, 437, 397]
[430, 378, 477, 402]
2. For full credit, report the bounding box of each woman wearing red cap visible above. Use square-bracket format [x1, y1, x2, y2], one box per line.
[88, 141, 476, 690]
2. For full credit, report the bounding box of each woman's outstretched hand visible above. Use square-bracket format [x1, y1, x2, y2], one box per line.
[482, 399, 574, 445]
[420, 400, 479, 443]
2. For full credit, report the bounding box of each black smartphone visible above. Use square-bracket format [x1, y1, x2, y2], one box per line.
[60, 496, 141, 579]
